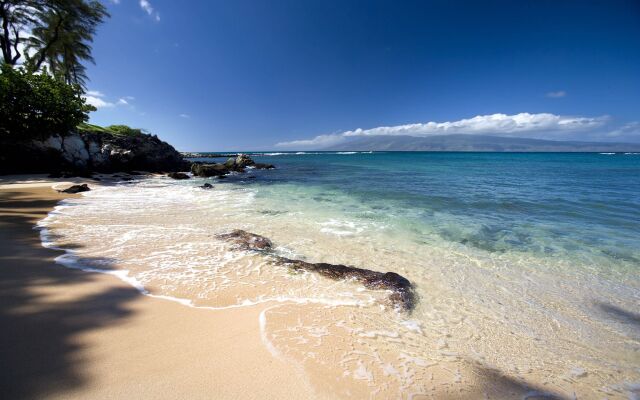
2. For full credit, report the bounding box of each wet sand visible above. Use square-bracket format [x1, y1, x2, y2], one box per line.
[0, 177, 317, 399]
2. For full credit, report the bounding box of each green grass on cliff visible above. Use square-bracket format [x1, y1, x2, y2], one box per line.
[78, 123, 144, 137]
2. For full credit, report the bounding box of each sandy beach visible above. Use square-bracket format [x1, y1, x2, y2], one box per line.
[0, 177, 317, 400]
[0, 177, 551, 400]
[1, 174, 637, 400]
[2, 1, 638, 397]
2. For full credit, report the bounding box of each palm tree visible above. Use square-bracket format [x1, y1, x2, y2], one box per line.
[25, 0, 108, 88]
[0, 0, 45, 65]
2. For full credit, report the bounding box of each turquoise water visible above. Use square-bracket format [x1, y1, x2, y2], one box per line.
[43, 151, 640, 398]
[196, 151, 640, 271]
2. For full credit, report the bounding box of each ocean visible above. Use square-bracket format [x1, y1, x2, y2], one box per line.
[39, 152, 640, 398]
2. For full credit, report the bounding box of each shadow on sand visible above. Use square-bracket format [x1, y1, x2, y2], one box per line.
[438, 364, 570, 399]
[596, 301, 640, 330]
[0, 190, 139, 399]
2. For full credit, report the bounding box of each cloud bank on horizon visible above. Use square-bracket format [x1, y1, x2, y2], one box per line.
[275, 113, 640, 148]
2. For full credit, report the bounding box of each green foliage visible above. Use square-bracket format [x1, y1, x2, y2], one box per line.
[25, 0, 109, 88]
[76, 122, 112, 134]
[77, 123, 143, 137]
[105, 125, 143, 137]
[1, 0, 109, 88]
[0, 64, 95, 139]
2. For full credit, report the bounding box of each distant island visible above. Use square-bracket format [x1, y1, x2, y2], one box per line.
[320, 134, 640, 152]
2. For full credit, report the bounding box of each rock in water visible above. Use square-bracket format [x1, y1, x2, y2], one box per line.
[253, 163, 275, 170]
[235, 154, 255, 168]
[167, 172, 190, 180]
[215, 229, 416, 311]
[58, 184, 91, 194]
[189, 155, 274, 177]
[190, 163, 229, 177]
[200, 183, 214, 189]
[275, 257, 415, 311]
[216, 229, 273, 251]
[224, 158, 237, 170]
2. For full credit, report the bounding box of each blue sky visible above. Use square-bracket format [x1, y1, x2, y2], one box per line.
[85, 0, 640, 150]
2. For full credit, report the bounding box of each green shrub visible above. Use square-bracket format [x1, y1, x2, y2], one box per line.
[77, 123, 145, 138]
[0, 64, 95, 140]
[105, 125, 143, 137]
[77, 122, 113, 135]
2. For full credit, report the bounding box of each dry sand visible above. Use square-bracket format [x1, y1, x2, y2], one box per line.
[0, 177, 317, 400]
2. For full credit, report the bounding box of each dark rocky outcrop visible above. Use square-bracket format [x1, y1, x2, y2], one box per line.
[253, 163, 275, 170]
[58, 183, 91, 194]
[276, 257, 415, 311]
[224, 158, 237, 170]
[167, 172, 190, 180]
[234, 154, 255, 168]
[191, 163, 229, 177]
[190, 154, 275, 177]
[217, 229, 273, 251]
[216, 229, 415, 311]
[1, 131, 188, 175]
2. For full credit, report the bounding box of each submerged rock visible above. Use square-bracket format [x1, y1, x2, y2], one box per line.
[217, 229, 273, 251]
[167, 172, 190, 180]
[200, 183, 214, 189]
[275, 257, 415, 311]
[216, 229, 416, 311]
[58, 183, 91, 194]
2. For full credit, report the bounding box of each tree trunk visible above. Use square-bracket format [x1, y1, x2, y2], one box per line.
[0, 3, 14, 65]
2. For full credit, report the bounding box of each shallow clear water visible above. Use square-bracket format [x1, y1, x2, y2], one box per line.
[40, 152, 640, 398]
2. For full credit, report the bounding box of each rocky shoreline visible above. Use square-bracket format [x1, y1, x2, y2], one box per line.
[3, 136, 416, 311]
[0, 131, 188, 175]
[0, 129, 279, 183]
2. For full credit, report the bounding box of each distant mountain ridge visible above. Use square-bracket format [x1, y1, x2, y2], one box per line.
[321, 134, 640, 152]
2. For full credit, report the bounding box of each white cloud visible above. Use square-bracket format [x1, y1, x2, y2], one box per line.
[276, 133, 345, 148]
[179, 114, 190, 119]
[546, 91, 567, 98]
[606, 121, 640, 138]
[342, 113, 606, 137]
[109, 0, 120, 4]
[276, 113, 609, 148]
[140, 0, 160, 21]
[83, 91, 134, 109]
[139, 0, 152, 14]
[84, 95, 114, 109]
[86, 90, 105, 97]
